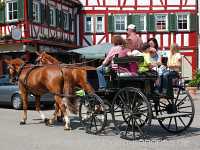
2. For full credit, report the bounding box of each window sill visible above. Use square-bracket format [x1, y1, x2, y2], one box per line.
[156, 29, 168, 32]
[115, 30, 127, 32]
[177, 29, 190, 31]
[6, 19, 18, 23]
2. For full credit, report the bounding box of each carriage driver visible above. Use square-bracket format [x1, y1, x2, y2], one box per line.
[126, 24, 143, 56]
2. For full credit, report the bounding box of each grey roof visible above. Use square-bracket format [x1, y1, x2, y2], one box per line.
[68, 43, 113, 59]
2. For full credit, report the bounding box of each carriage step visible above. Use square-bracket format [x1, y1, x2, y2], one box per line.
[156, 112, 192, 119]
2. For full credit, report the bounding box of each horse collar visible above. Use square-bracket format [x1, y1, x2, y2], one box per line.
[16, 63, 26, 80]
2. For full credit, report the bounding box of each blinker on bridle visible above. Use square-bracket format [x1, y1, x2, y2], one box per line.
[8, 63, 26, 82]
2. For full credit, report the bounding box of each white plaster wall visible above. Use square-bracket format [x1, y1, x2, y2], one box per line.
[125, 0, 135, 6]
[138, 0, 150, 6]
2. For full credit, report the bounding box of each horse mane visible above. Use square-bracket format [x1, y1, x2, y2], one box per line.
[42, 52, 61, 64]
[38, 51, 96, 70]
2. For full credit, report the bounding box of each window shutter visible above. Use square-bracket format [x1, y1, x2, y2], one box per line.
[56, 9, 60, 27]
[127, 15, 133, 26]
[133, 15, 141, 31]
[0, 8, 5, 23]
[168, 14, 177, 31]
[28, 0, 33, 21]
[60, 11, 64, 29]
[108, 15, 114, 32]
[147, 14, 155, 32]
[69, 13, 72, 32]
[46, 6, 50, 25]
[190, 13, 197, 31]
[40, 3, 45, 24]
[18, 0, 24, 20]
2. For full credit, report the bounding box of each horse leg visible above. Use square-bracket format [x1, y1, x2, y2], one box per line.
[45, 96, 60, 126]
[61, 101, 71, 130]
[20, 91, 28, 125]
[54, 95, 71, 130]
[55, 103, 63, 122]
[35, 95, 47, 122]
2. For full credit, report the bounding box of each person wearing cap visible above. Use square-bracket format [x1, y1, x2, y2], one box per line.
[126, 24, 143, 55]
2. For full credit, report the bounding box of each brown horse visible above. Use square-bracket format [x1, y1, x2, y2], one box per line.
[35, 51, 97, 120]
[5, 58, 94, 130]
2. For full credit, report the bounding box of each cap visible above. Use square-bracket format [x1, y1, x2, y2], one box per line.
[127, 24, 136, 30]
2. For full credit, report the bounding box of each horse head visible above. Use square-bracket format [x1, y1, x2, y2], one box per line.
[4, 58, 25, 83]
[36, 51, 60, 65]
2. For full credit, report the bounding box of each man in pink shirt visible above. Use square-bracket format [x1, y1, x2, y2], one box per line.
[127, 24, 143, 51]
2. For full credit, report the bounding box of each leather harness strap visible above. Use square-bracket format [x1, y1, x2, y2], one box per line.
[17, 63, 74, 98]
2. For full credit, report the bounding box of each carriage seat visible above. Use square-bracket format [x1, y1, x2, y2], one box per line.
[113, 56, 143, 78]
[113, 56, 158, 81]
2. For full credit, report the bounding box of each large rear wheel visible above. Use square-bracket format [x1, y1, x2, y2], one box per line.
[158, 89, 195, 133]
[111, 87, 152, 140]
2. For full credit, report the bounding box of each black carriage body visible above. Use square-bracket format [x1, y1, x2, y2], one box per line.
[81, 56, 195, 138]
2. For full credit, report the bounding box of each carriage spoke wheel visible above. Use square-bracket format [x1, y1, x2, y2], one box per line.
[111, 87, 152, 140]
[158, 89, 195, 133]
[79, 93, 107, 134]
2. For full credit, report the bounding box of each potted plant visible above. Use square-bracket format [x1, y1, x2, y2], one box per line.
[187, 70, 200, 95]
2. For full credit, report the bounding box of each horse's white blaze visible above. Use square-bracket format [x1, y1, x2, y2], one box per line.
[39, 111, 45, 120]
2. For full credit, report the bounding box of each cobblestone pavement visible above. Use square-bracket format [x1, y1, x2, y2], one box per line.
[0, 92, 200, 150]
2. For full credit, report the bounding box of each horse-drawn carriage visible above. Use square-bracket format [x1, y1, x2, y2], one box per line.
[79, 55, 195, 140]
[5, 52, 195, 140]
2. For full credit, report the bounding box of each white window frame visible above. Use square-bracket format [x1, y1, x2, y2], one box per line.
[64, 12, 69, 31]
[95, 15, 104, 33]
[139, 14, 146, 32]
[114, 15, 127, 32]
[6, 0, 18, 22]
[49, 7, 56, 26]
[155, 14, 168, 31]
[177, 13, 190, 31]
[33, 1, 40, 23]
[85, 15, 93, 33]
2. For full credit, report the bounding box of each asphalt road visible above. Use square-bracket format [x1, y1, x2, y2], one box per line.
[0, 96, 200, 150]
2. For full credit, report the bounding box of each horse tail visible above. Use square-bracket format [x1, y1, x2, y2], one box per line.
[61, 68, 79, 114]
[77, 69, 94, 94]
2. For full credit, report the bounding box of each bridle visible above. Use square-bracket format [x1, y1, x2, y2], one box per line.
[7, 63, 26, 83]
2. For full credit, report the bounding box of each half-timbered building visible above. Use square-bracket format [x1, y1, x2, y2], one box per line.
[0, 0, 81, 74]
[78, 0, 198, 78]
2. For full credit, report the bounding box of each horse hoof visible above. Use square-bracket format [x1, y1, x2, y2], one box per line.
[20, 121, 26, 125]
[44, 118, 49, 126]
[64, 127, 71, 131]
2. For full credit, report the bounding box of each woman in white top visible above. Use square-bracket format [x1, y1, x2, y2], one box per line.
[161, 43, 181, 96]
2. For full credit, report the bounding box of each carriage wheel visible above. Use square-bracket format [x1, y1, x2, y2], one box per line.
[111, 87, 152, 140]
[158, 89, 195, 133]
[79, 93, 107, 134]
